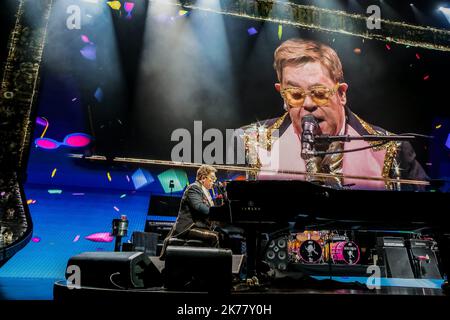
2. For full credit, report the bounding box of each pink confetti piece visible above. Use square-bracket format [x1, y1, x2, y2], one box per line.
[31, 237, 41, 243]
[113, 206, 120, 212]
[85, 232, 114, 243]
[0, 192, 5, 196]
[415, 53, 420, 59]
[385, 44, 391, 50]
[73, 235, 80, 242]
[81, 35, 90, 43]
[423, 75, 430, 80]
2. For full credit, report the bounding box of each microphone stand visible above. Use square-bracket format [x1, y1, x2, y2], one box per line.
[314, 134, 418, 143]
[311, 134, 431, 157]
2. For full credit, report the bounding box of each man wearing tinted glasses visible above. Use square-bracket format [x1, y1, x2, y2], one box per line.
[246, 38, 427, 189]
[160, 165, 221, 259]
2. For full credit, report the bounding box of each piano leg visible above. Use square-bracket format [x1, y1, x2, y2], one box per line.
[245, 227, 258, 279]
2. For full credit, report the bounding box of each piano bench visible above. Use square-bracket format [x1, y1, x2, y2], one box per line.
[167, 237, 208, 248]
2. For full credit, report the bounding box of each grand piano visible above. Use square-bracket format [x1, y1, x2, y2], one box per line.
[210, 179, 450, 278]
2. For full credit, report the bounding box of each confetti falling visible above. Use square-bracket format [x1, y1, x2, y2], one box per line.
[278, 25, 283, 40]
[423, 75, 430, 80]
[436, 124, 442, 129]
[72, 193, 85, 196]
[80, 45, 96, 60]
[124, 2, 135, 19]
[72, 97, 77, 102]
[94, 87, 103, 102]
[51, 168, 57, 178]
[73, 235, 80, 242]
[31, 237, 41, 243]
[107, 1, 121, 10]
[178, 10, 188, 16]
[385, 44, 391, 50]
[120, 194, 127, 198]
[353, 48, 361, 54]
[415, 53, 420, 59]
[107, 172, 112, 182]
[26, 199, 36, 204]
[126, 175, 130, 182]
[85, 232, 114, 242]
[247, 27, 258, 36]
[113, 206, 120, 212]
[81, 35, 90, 43]
[48, 189, 63, 194]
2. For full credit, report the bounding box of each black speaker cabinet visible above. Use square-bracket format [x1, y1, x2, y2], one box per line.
[66, 251, 154, 289]
[406, 239, 442, 279]
[164, 246, 232, 292]
[376, 237, 415, 278]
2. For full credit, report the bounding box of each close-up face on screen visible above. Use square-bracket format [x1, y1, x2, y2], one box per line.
[1, 0, 450, 308]
[32, 0, 450, 191]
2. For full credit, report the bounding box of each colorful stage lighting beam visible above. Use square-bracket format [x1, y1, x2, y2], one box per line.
[131, 168, 155, 190]
[157, 169, 189, 193]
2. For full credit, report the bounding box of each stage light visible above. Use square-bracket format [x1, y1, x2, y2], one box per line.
[438, 7, 450, 24]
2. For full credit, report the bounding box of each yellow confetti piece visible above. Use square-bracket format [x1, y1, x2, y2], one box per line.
[107, 1, 121, 10]
[51, 168, 57, 178]
[107, 172, 112, 182]
[27, 199, 33, 205]
[278, 25, 282, 40]
[179, 10, 188, 16]
[436, 124, 442, 129]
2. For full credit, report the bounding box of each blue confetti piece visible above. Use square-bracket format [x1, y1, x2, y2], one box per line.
[80, 45, 96, 60]
[94, 87, 103, 102]
[247, 27, 258, 36]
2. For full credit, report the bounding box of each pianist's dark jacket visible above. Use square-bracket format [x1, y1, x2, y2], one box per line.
[171, 181, 213, 237]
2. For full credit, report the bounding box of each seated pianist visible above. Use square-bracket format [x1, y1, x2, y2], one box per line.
[160, 165, 225, 259]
